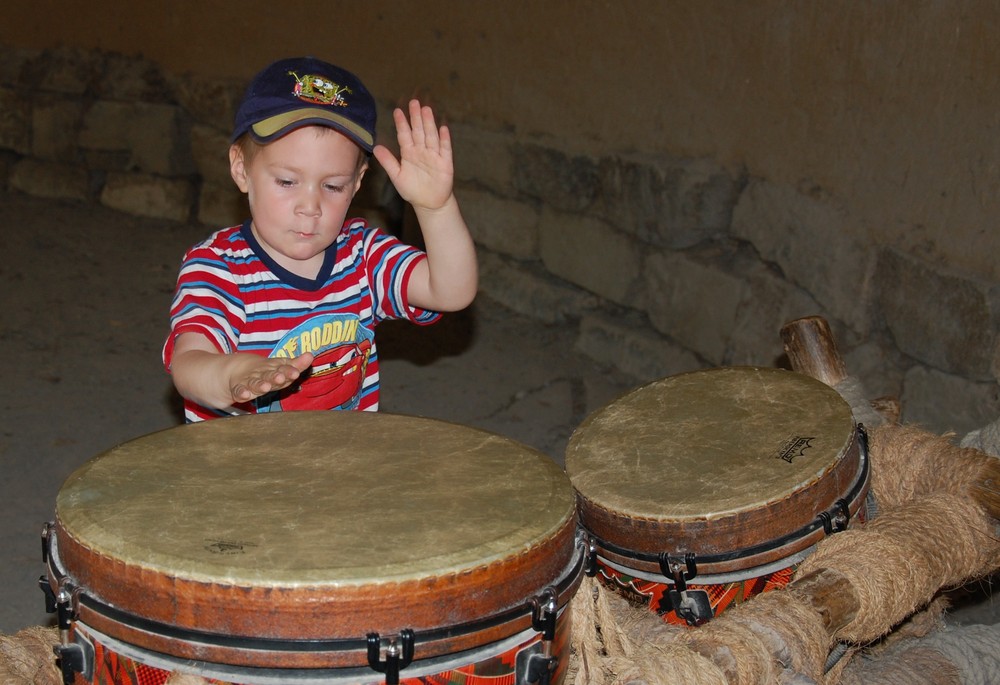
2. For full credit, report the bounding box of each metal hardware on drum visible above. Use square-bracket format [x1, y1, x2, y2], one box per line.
[39, 412, 587, 684]
[583, 534, 599, 577]
[658, 553, 713, 626]
[566, 367, 875, 627]
[366, 630, 414, 685]
[526, 587, 559, 685]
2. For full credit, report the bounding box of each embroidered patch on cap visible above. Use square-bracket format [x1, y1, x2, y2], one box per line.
[289, 71, 352, 107]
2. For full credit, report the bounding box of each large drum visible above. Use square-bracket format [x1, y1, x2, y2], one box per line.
[42, 411, 583, 684]
[565, 366, 869, 626]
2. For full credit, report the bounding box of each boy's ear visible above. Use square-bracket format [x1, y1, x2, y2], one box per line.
[353, 161, 368, 194]
[229, 144, 249, 192]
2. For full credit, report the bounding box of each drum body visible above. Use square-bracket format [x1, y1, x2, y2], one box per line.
[43, 411, 582, 684]
[565, 367, 869, 626]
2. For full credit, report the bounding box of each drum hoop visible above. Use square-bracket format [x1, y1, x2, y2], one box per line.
[73, 617, 564, 685]
[587, 425, 870, 568]
[46, 531, 587, 657]
[597, 545, 815, 585]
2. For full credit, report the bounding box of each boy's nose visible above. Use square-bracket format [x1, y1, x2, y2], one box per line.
[296, 188, 322, 216]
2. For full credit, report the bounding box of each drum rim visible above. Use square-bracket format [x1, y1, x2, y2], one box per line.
[567, 367, 864, 558]
[70, 611, 573, 684]
[46, 411, 581, 663]
[581, 423, 871, 575]
[45, 530, 587, 669]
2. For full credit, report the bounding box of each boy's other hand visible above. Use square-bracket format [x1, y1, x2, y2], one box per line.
[229, 352, 315, 403]
[373, 99, 455, 212]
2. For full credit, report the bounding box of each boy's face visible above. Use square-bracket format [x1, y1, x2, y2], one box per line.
[230, 126, 366, 277]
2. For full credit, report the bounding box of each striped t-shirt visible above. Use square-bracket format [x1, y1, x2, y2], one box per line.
[163, 219, 439, 422]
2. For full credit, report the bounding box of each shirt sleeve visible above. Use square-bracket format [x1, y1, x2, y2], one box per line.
[162, 245, 246, 371]
[362, 225, 442, 326]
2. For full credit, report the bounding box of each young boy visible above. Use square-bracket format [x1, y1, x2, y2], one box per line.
[163, 57, 477, 421]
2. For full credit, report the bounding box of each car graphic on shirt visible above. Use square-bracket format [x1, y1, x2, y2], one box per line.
[256, 313, 374, 412]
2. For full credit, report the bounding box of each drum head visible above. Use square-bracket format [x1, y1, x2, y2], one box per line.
[53, 412, 576, 646]
[566, 367, 862, 569]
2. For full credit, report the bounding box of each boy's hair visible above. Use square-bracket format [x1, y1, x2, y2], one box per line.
[233, 128, 369, 175]
[232, 57, 377, 153]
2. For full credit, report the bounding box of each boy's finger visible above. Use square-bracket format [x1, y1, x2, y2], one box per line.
[420, 105, 440, 148]
[408, 99, 425, 143]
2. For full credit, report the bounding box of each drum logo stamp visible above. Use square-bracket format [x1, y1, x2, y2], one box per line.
[204, 538, 257, 555]
[777, 436, 814, 463]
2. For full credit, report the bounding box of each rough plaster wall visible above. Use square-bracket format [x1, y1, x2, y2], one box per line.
[3, 1, 998, 283]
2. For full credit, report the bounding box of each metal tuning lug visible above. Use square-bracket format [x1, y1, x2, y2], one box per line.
[582, 534, 598, 577]
[41, 521, 53, 563]
[52, 583, 87, 685]
[658, 552, 713, 626]
[366, 630, 414, 685]
[525, 587, 558, 684]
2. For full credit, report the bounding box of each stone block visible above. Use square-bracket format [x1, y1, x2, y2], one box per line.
[80, 100, 194, 175]
[459, 187, 539, 259]
[96, 53, 171, 103]
[838, 340, 906, 405]
[643, 248, 746, 365]
[197, 181, 246, 229]
[0, 86, 31, 155]
[901, 364, 1000, 438]
[0, 45, 37, 87]
[575, 312, 704, 383]
[598, 155, 745, 249]
[190, 123, 232, 186]
[732, 179, 875, 335]
[876, 248, 997, 380]
[728, 260, 828, 367]
[478, 250, 599, 324]
[539, 207, 643, 306]
[9, 159, 89, 201]
[21, 47, 103, 96]
[449, 122, 515, 192]
[169, 72, 242, 131]
[0, 150, 15, 190]
[32, 95, 83, 161]
[514, 143, 600, 212]
[100, 172, 194, 222]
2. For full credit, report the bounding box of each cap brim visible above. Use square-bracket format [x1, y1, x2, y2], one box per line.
[250, 109, 374, 151]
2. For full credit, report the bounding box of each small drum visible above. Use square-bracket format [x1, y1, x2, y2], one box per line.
[41, 411, 583, 684]
[565, 366, 869, 626]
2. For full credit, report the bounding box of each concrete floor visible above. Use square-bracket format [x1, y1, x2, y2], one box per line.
[1, 189, 995, 642]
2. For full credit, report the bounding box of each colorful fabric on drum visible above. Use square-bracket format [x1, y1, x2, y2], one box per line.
[163, 218, 439, 421]
[87, 636, 228, 685]
[597, 563, 796, 627]
[81, 615, 570, 684]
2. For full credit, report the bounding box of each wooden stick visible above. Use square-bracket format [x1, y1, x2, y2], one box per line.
[780, 316, 848, 387]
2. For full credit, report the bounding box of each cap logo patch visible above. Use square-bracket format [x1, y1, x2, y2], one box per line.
[289, 71, 351, 107]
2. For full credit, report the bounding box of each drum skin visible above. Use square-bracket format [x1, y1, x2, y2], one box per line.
[566, 366, 868, 579]
[47, 411, 579, 669]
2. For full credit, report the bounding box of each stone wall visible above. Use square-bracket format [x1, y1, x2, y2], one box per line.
[2, 44, 997, 437]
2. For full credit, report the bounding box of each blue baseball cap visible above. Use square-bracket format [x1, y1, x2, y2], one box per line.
[231, 57, 376, 152]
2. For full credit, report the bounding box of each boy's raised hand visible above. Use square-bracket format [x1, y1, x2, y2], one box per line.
[374, 99, 455, 212]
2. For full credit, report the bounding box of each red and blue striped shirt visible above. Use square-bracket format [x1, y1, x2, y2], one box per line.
[163, 219, 439, 422]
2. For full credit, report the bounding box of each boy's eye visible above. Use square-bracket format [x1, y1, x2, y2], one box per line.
[276, 178, 294, 187]
[324, 183, 346, 192]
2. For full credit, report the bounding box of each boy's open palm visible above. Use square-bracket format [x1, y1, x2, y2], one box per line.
[374, 99, 454, 212]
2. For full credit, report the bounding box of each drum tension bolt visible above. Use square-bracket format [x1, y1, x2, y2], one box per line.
[526, 587, 559, 685]
[658, 553, 714, 626]
[820, 499, 851, 535]
[41, 521, 53, 564]
[52, 586, 86, 685]
[582, 535, 598, 577]
[366, 629, 414, 685]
